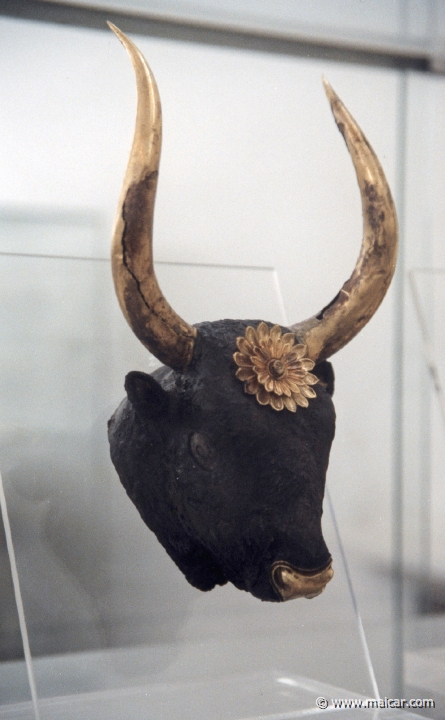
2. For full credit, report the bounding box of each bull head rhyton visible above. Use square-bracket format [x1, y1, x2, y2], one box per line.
[107, 24, 398, 602]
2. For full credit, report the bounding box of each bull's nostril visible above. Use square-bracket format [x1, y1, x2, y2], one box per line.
[304, 589, 324, 599]
[271, 560, 334, 601]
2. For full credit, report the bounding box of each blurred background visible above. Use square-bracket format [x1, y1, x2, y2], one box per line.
[0, 1, 444, 717]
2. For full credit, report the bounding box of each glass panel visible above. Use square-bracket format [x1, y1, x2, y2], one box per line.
[0, 248, 376, 717]
[0, 499, 35, 715]
[0, 210, 102, 259]
[404, 269, 445, 707]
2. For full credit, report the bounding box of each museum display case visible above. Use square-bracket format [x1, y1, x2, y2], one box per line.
[1, 4, 445, 717]
[0, 237, 383, 718]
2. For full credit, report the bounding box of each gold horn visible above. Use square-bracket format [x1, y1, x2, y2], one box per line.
[291, 78, 398, 363]
[109, 23, 197, 372]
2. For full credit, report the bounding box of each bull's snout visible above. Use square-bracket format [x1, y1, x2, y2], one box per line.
[271, 560, 334, 601]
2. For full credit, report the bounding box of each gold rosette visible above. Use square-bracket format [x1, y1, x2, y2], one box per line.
[233, 322, 319, 412]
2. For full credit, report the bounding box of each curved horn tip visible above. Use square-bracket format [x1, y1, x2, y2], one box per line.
[321, 75, 332, 94]
[322, 76, 342, 113]
[291, 79, 398, 362]
[109, 22, 197, 372]
[107, 23, 137, 54]
[107, 21, 123, 39]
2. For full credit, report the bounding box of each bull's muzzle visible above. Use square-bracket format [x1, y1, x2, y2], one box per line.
[271, 560, 334, 601]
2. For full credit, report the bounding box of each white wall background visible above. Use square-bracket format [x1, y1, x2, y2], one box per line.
[404, 71, 445, 582]
[0, 14, 400, 557]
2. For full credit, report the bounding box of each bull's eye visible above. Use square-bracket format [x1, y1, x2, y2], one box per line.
[190, 433, 216, 470]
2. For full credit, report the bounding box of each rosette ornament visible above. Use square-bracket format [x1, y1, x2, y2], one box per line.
[234, 322, 319, 412]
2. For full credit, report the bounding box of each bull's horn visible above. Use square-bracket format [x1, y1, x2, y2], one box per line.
[291, 78, 398, 363]
[109, 23, 197, 372]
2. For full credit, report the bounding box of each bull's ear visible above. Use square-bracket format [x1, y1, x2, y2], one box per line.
[313, 360, 335, 396]
[125, 371, 169, 417]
